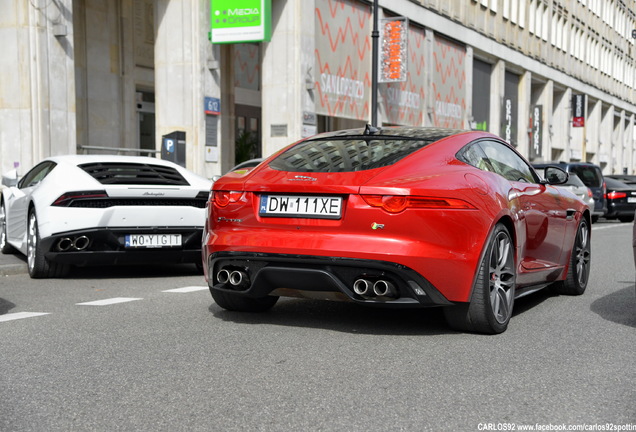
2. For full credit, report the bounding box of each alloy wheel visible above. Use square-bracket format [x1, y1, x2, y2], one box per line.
[489, 231, 515, 324]
[0, 204, 6, 250]
[27, 212, 37, 273]
[574, 221, 591, 287]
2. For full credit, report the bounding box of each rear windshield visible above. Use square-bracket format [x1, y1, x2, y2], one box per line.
[79, 162, 189, 185]
[269, 138, 433, 173]
[569, 166, 602, 188]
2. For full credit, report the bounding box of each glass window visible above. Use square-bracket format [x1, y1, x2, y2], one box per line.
[270, 138, 435, 173]
[457, 143, 495, 172]
[478, 140, 538, 183]
[18, 161, 56, 189]
[569, 166, 602, 188]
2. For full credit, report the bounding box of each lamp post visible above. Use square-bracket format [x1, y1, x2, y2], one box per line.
[371, 0, 379, 127]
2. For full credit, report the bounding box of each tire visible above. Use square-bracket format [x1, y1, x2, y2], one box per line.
[444, 223, 516, 334]
[591, 215, 599, 224]
[618, 215, 634, 223]
[0, 202, 15, 254]
[27, 210, 69, 278]
[552, 218, 591, 296]
[210, 289, 278, 313]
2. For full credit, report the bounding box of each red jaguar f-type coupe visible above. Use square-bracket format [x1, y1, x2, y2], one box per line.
[203, 127, 591, 334]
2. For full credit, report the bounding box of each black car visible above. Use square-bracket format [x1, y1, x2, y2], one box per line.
[533, 162, 606, 222]
[606, 174, 636, 185]
[604, 177, 636, 222]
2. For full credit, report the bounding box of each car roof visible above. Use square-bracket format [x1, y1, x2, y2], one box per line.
[309, 126, 470, 141]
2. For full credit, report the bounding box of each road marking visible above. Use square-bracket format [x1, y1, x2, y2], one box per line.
[162, 286, 208, 293]
[76, 297, 142, 306]
[592, 224, 630, 231]
[0, 312, 50, 322]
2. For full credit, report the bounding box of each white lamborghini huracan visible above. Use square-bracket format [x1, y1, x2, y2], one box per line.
[0, 155, 212, 278]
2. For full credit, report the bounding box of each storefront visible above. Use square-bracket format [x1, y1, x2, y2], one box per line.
[1, 0, 635, 179]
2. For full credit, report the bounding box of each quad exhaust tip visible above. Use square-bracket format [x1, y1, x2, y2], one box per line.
[73, 236, 90, 251]
[56, 237, 73, 252]
[217, 269, 230, 284]
[216, 268, 250, 289]
[56, 235, 90, 252]
[353, 278, 397, 298]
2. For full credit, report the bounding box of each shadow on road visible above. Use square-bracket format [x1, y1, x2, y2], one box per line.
[209, 287, 556, 336]
[590, 284, 636, 328]
[0, 298, 16, 315]
[210, 298, 454, 336]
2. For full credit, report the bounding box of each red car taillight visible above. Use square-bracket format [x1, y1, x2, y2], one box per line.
[361, 195, 475, 213]
[52, 190, 108, 206]
[213, 191, 245, 207]
[607, 191, 627, 200]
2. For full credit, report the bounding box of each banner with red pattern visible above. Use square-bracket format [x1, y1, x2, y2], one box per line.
[314, 0, 371, 121]
[379, 24, 426, 126]
[234, 44, 260, 90]
[432, 35, 466, 128]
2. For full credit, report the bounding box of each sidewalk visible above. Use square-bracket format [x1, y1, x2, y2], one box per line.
[0, 252, 28, 276]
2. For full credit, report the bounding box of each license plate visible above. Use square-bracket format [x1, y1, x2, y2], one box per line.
[259, 195, 342, 219]
[628, 197, 636, 203]
[125, 234, 182, 248]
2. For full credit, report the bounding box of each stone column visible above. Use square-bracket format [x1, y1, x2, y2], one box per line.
[155, 0, 218, 178]
[261, 0, 313, 157]
[0, 0, 76, 173]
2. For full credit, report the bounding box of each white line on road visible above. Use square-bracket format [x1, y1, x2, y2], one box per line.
[76, 297, 142, 306]
[0, 312, 50, 322]
[592, 223, 630, 231]
[162, 286, 209, 293]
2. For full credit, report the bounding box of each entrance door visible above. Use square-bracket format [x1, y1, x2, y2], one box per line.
[136, 91, 156, 157]
[235, 104, 261, 164]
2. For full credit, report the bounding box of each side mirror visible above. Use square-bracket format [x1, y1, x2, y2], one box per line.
[543, 166, 568, 185]
[1, 169, 19, 187]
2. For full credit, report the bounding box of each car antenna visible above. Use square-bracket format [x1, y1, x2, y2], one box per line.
[364, 124, 381, 135]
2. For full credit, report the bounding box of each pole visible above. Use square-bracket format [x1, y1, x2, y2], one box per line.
[371, 0, 379, 127]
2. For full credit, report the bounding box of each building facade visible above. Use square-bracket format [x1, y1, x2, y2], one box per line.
[1, 0, 635, 178]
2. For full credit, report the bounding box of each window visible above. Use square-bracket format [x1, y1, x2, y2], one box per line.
[459, 140, 538, 184]
[18, 162, 57, 189]
[479, 141, 538, 183]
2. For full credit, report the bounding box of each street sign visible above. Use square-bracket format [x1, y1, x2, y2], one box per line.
[210, 0, 271, 43]
[379, 17, 408, 83]
[572, 94, 585, 128]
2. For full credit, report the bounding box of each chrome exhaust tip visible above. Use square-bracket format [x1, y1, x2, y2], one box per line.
[229, 270, 249, 287]
[56, 237, 73, 252]
[353, 279, 373, 296]
[73, 236, 90, 251]
[373, 280, 397, 298]
[217, 269, 231, 284]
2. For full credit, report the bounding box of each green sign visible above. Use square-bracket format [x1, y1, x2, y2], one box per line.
[210, 0, 271, 44]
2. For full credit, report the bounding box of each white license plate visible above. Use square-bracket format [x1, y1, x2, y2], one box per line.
[259, 195, 342, 219]
[125, 234, 182, 248]
[628, 197, 636, 203]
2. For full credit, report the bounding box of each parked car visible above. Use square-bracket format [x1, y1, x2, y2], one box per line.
[534, 169, 594, 215]
[0, 155, 212, 278]
[231, 158, 264, 172]
[211, 158, 264, 182]
[603, 177, 636, 222]
[203, 126, 591, 334]
[606, 174, 636, 185]
[532, 162, 606, 222]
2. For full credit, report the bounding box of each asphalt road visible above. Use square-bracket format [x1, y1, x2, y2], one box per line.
[0, 221, 634, 431]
